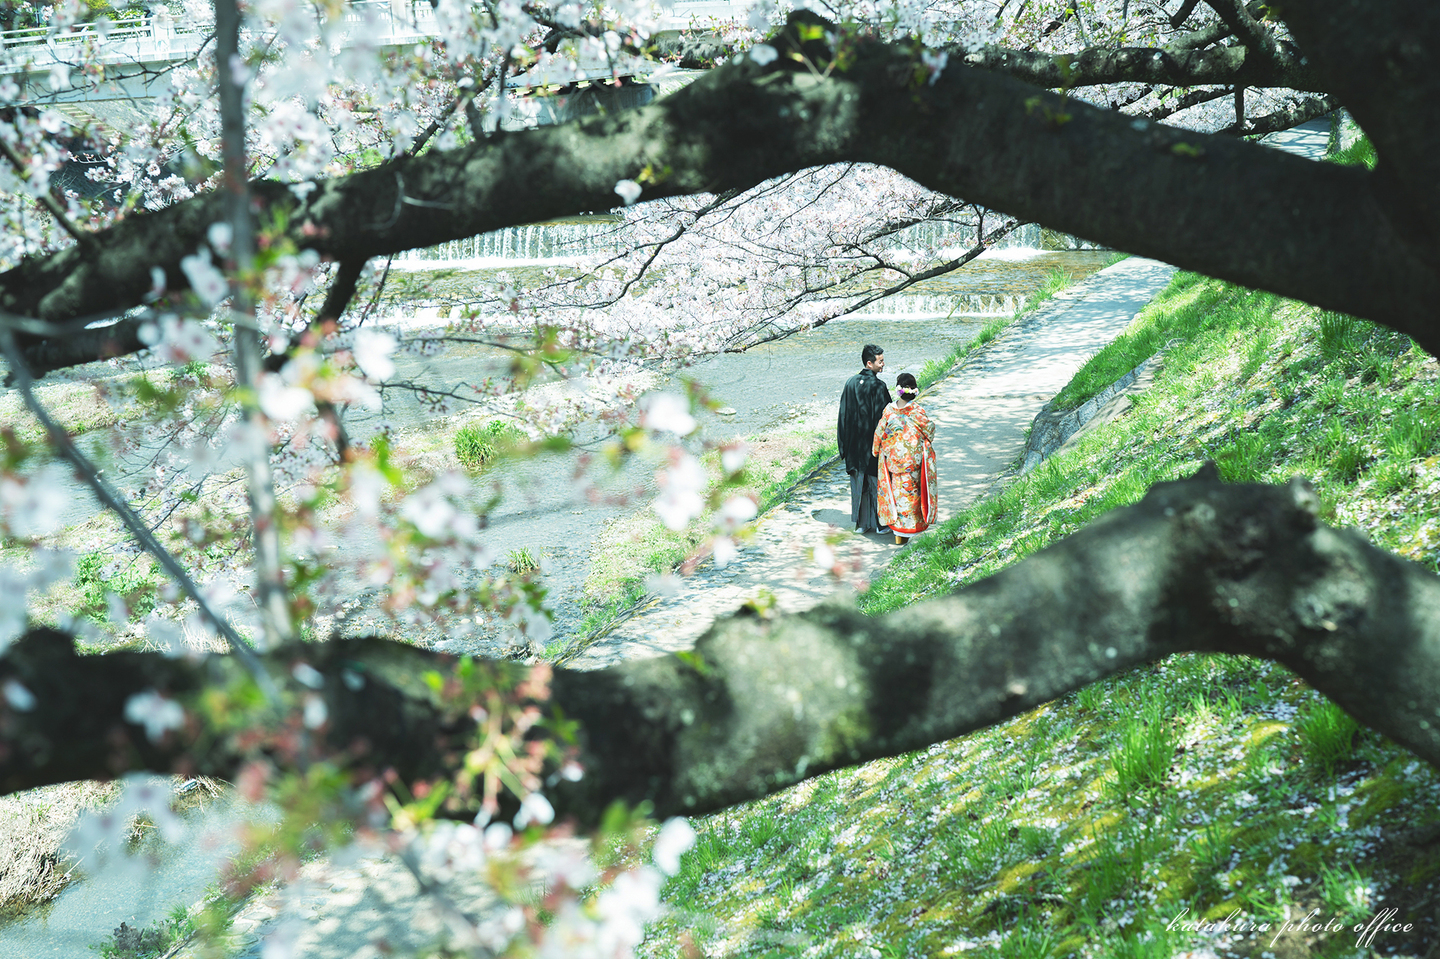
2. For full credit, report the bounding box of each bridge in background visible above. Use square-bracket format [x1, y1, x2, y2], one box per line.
[0, 0, 740, 132]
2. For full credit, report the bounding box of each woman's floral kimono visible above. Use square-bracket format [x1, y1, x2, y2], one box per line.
[871, 402, 938, 535]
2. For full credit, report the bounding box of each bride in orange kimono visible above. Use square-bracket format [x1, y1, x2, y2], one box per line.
[871, 372, 938, 545]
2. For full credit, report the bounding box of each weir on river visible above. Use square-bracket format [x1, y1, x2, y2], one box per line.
[394, 220, 1079, 266]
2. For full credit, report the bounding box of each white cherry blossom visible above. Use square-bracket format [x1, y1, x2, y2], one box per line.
[353, 328, 398, 381]
[515, 791, 555, 828]
[180, 248, 230, 306]
[652, 817, 697, 875]
[653, 452, 706, 530]
[613, 179, 642, 206]
[124, 689, 187, 742]
[639, 392, 697, 435]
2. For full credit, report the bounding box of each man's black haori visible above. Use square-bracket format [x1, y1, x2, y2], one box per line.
[839, 345, 892, 531]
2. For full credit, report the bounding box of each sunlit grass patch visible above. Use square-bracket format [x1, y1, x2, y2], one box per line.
[646, 649, 1440, 957]
[1047, 270, 1221, 412]
[647, 271, 1440, 957]
[1296, 699, 1362, 780]
[453, 418, 526, 472]
[1109, 696, 1178, 801]
[0, 372, 129, 447]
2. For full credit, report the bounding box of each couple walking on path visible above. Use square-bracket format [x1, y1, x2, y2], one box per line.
[837, 344, 938, 545]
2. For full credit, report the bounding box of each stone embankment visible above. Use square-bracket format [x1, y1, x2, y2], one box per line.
[1020, 340, 1177, 473]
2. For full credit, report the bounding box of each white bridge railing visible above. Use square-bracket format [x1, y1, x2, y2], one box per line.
[0, 15, 209, 73]
[0, 0, 747, 82]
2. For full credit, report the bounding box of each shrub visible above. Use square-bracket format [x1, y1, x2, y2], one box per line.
[1297, 698, 1360, 777]
[507, 547, 540, 573]
[454, 419, 523, 472]
[1111, 698, 1177, 798]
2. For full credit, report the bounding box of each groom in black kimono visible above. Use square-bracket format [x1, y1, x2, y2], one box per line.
[837, 344, 892, 533]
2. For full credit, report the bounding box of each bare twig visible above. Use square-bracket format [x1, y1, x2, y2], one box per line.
[728, 219, 1029, 352]
[358, 256, 394, 326]
[216, 0, 294, 648]
[0, 138, 91, 246]
[1169, 0, 1201, 29]
[377, 380, 492, 406]
[407, 88, 473, 157]
[0, 327, 278, 701]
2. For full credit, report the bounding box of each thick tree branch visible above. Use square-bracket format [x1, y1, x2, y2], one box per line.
[0, 632, 466, 795]
[1169, 0, 1201, 29]
[1281, 1, 1440, 255]
[6, 315, 148, 381]
[317, 257, 367, 323]
[956, 41, 1321, 91]
[1167, 19, 1233, 50]
[3, 13, 1435, 369]
[549, 470, 1440, 821]
[1202, 0, 1288, 71]
[1217, 94, 1338, 137]
[6, 471, 1440, 824]
[1140, 85, 1232, 121]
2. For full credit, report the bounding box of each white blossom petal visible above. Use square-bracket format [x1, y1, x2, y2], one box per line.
[180, 248, 229, 306]
[639, 392, 696, 435]
[613, 179, 642, 206]
[653, 817, 696, 875]
[353, 328, 398, 381]
[514, 791, 554, 828]
[3, 679, 36, 712]
[124, 690, 186, 742]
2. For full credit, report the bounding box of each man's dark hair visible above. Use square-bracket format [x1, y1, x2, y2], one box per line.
[861, 344, 884, 365]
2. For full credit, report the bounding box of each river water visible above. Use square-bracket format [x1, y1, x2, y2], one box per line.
[0, 791, 269, 959]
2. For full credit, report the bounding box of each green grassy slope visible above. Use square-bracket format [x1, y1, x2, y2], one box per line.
[640, 275, 1440, 959]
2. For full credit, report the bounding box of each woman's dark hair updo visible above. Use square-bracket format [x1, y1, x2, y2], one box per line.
[896, 372, 919, 401]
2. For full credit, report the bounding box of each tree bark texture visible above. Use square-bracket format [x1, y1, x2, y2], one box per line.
[7, 2, 1440, 373]
[5, 470, 1439, 823]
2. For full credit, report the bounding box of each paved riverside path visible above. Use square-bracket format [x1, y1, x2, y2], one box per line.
[570, 255, 1177, 669]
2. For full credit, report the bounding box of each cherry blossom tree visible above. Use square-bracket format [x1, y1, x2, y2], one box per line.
[3, 0, 1440, 954]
